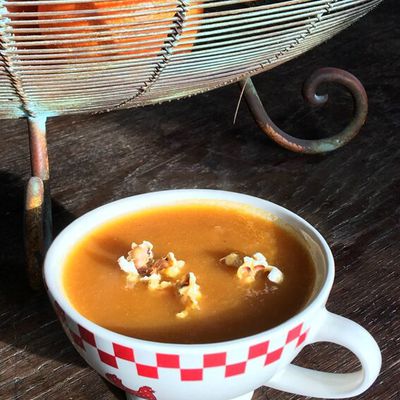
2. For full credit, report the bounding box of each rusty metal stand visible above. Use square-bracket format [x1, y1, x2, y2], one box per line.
[239, 68, 368, 154]
[24, 117, 52, 290]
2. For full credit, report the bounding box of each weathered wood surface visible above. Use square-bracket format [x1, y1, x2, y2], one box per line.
[0, 1, 399, 399]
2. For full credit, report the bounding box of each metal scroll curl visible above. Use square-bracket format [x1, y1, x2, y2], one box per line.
[239, 68, 368, 154]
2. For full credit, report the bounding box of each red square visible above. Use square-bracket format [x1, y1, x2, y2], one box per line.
[203, 352, 227, 367]
[181, 369, 203, 381]
[248, 341, 269, 359]
[225, 362, 246, 377]
[296, 329, 309, 347]
[78, 325, 96, 347]
[113, 343, 135, 362]
[286, 323, 303, 344]
[98, 349, 118, 368]
[136, 364, 159, 379]
[157, 354, 180, 368]
[70, 329, 84, 349]
[265, 347, 283, 365]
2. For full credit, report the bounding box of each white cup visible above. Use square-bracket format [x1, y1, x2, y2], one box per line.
[44, 189, 381, 400]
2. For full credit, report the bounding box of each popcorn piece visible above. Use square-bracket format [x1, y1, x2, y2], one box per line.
[125, 274, 140, 289]
[267, 266, 284, 284]
[176, 272, 202, 318]
[179, 272, 201, 309]
[127, 241, 154, 269]
[237, 265, 254, 283]
[249, 252, 269, 268]
[162, 252, 185, 278]
[152, 258, 169, 272]
[141, 273, 172, 290]
[237, 254, 269, 283]
[176, 310, 189, 319]
[118, 256, 137, 274]
[118, 256, 139, 285]
[119, 241, 197, 311]
[220, 252, 242, 268]
[119, 240, 156, 278]
[222, 251, 284, 285]
[119, 240, 187, 291]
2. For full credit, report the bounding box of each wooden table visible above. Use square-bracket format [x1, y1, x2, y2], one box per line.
[1, 1, 399, 399]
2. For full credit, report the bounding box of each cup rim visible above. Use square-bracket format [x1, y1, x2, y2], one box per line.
[44, 189, 335, 351]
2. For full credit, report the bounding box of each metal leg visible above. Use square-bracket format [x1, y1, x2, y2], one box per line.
[24, 117, 52, 290]
[239, 68, 368, 154]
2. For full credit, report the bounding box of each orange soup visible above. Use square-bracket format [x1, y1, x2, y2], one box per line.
[63, 202, 316, 343]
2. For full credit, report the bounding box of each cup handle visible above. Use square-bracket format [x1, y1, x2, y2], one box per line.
[267, 309, 381, 399]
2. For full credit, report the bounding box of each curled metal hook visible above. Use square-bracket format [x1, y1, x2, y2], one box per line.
[239, 68, 368, 153]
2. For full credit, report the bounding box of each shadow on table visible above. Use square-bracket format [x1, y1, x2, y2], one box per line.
[0, 171, 127, 398]
[0, 171, 80, 364]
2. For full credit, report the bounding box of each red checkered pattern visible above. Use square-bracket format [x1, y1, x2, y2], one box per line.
[57, 303, 309, 381]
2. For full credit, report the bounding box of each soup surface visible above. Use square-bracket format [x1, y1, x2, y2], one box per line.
[63, 202, 316, 343]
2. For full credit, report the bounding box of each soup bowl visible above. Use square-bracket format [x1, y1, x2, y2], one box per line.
[44, 189, 381, 400]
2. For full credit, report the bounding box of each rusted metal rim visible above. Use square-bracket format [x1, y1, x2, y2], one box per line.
[239, 67, 368, 154]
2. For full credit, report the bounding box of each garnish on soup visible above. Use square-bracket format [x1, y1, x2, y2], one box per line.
[118, 241, 200, 318]
[220, 252, 284, 284]
[117, 240, 154, 284]
[119, 243, 283, 319]
[118, 241, 185, 285]
[176, 272, 202, 319]
[161, 253, 186, 278]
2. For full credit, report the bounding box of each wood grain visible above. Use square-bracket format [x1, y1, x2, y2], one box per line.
[0, 1, 399, 399]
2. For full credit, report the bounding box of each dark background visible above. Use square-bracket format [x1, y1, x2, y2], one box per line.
[1, 1, 399, 399]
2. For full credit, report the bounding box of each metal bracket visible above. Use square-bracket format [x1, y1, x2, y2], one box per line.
[24, 117, 52, 290]
[239, 68, 368, 153]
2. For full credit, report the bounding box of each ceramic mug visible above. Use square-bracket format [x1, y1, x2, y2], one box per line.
[44, 190, 381, 400]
